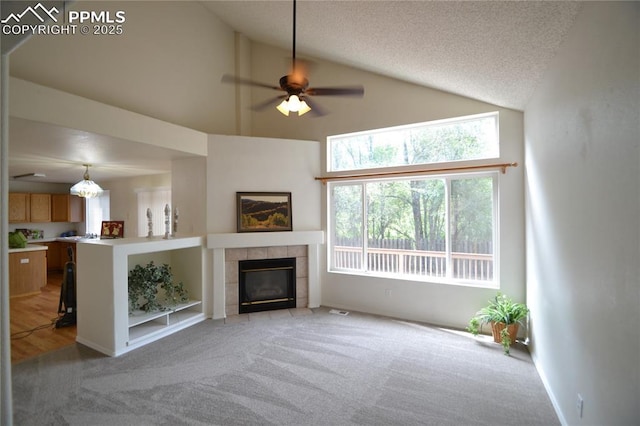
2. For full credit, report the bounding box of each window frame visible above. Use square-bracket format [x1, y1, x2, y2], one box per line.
[327, 111, 500, 173]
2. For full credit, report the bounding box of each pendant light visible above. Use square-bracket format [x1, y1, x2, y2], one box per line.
[70, 164, 104, 198]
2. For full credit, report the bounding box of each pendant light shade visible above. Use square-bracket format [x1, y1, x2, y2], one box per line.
[70, 164, 104, 198]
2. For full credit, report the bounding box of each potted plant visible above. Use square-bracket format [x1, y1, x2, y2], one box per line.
[128, 261, 189, 313]
[467, 292, 529, 355]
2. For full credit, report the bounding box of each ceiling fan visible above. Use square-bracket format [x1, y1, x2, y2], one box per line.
[221, 0, 364, 117]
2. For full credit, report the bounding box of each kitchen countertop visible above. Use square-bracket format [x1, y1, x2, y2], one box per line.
[25, 236, 98, 243]
[9, 244, 48, 254]
[9, 236, 98, 253]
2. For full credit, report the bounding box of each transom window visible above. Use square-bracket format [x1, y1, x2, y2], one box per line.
[328, 112, 499, 172]
[327, 112, 499, 287]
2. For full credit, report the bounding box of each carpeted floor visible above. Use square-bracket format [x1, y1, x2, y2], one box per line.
[12, 307, 559, 425]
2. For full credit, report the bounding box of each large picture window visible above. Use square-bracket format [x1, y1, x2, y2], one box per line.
[328, 112, 500, 287]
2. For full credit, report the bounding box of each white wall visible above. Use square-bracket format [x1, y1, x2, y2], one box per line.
[206, 135, 321, 233]
[9, 1, 236, 135]
[102, 173, 171, 237]
[172, 157, 207, 236]
[525, 3, 639, 424]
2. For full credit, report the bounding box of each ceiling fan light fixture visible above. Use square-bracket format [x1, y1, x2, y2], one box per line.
[276, 94, 311, 116]
[288, 94, 302, 111]
[276, 99, 291, 116]
[298, 99, 311, 115]
[70, 164, 104, 198]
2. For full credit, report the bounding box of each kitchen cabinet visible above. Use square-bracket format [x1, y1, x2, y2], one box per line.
[9, 248, 47, 297]
[58, 242, 77, 266]
[52, 194, 84, 222]
[29, 194, 51, 222]
[42, 242, 62, 271]
[9, 193, 51, 223]
[37, 241, 76, 272]
[9, 193, 29, 223]
[10, 192, 83, 223]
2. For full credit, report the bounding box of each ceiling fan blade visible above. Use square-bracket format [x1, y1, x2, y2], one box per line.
[302, 96, 328, 117]
[251, 95, 286, 112]
[306, 85, 365, 97]
[221, 74, 281, 91]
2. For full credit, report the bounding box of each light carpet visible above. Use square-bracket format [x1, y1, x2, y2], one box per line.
[12, 307, 559, 425]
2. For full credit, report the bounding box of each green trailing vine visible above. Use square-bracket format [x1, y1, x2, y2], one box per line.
[128, 261, 189, 313]
[500, 327, 512, 355]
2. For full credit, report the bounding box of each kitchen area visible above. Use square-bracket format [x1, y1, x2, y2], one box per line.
[8, 189, 88, 362]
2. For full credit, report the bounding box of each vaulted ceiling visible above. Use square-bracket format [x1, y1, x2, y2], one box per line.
[202, 0, 582, 111]
[4, 1, 583, 184]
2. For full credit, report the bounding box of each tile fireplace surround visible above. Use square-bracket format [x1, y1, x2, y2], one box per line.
[207, 231, 324, 319]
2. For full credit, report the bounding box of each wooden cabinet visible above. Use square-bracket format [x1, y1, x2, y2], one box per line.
[10, 192, 83, 223]
[9, 193, 51, 223]
[9, 249, 47, 297]
[29, 194, 51, 222]
[42, 242, 62, 271]
[58, 242, 77, 266]
[38, 241, 76, 272]
[9, 193, 29, 223]
[52, 194, 84, 222]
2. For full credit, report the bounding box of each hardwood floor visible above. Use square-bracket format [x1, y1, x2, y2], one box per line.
[10, 272, 77, 364]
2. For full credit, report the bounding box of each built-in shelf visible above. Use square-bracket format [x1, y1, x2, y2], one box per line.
[128, 300, 202, 327]
[128, 303, 204, 347]
[76, 236, 206, 357]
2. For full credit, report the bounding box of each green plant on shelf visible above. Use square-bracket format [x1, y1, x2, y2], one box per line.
[128, 261, 189, 314]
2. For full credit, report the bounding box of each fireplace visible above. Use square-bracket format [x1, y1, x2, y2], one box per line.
[239, 257, 296, 314]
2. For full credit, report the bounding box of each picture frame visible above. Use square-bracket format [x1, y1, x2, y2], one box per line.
[237, 192, 292, 233]
[100, 221, 124, 238]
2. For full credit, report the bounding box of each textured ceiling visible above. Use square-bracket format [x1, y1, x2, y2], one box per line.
[202, 0, 583, 111]
[6, 1, 584, 185]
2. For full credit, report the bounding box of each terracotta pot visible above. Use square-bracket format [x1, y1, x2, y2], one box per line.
[490, 322, 519, 344]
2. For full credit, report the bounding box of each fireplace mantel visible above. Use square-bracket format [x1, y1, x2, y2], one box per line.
[207, 231, 324, 319]
[207, 230, 324, 249]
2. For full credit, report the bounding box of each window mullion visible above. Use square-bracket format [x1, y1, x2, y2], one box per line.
[444, 177, 452, 280]
[362, 182, 368, 272]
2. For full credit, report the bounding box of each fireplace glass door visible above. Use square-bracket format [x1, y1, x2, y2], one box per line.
[239, 257, 296, 313]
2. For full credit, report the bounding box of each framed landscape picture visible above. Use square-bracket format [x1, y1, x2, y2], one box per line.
[237, 192, 292, 233]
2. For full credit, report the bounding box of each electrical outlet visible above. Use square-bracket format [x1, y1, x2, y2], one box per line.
[576, 394, 584, 418]
[384, 288, 392, 296]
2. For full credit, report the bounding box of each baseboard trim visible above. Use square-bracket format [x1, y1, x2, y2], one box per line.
[530, 350, 567, 426]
